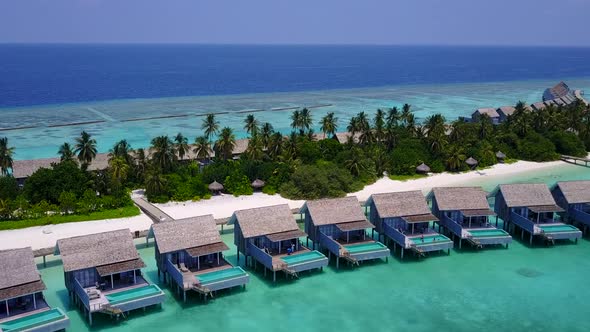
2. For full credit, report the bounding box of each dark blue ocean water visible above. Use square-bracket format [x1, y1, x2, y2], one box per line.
[2, 44, 590, 108]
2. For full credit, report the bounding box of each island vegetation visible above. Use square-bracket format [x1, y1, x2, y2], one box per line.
[0, 100, 589, 228]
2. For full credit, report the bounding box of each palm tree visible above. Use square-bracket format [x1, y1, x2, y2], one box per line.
[111, 139, 133, 164]
[193, 136, 211, 161]
[214, 127, 236, 161]
[300, 108, 313, 134]
[134, 148, 148, 182]
[319, 112, 338, 139]
[174, 133, 189, 160]
[74, 131, 97, 169]
[0, 137, 14, 176]
[290, 110, 302, 134]
[387, 106, 400, 128]
[109, 156, 130, 189]
[244, 114, 260, 137]
[478, 114, 493, 140]
[374, 109, 385, 142]
[347, 116, 360, 136]
[145, 168, 166, 197]
[245, 134, 264, 160]
[445, 145, 466, 171]
[260, 122, 274, 149]
[344, 148, 365, 176]
[150, 135, 177, 172]
[202, 114, 220, 144]
[406, 113, 417, 136]
[58, 142, 75, 162]
[267, 132, 284, 160]
[401, 103, 412, 125]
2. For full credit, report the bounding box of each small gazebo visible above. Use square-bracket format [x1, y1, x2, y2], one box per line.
[496, 151, 506, 163]
[209, 181, 224, 195]
[466, 157, 478, 170]
[251, 179, 265, 191]
[416, 163, 431, 174]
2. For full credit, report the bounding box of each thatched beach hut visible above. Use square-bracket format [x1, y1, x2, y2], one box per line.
[56, 229, 164, 325]
[149, 215, 248, 301]
[429, 187, 511, 249]
[251, 179, 265, 190]
[301, 196, 389, 269]
[0, 247, 70, 331]
[208, 181, 224, 194]
[465, 157, 478, 169]
[551, 180, 590, 234]
[366, 191, 452, 259]
[493, 183, 580, 246]
[416, 163, 430, 174]
[229, 204, 327, 282]
[496, 151, 506, 163]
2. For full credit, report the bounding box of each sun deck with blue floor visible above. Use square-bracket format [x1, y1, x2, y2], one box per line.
[367, 191, 453, 259]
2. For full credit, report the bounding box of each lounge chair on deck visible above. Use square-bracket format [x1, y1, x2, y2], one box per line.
[179, 262, 190, 272]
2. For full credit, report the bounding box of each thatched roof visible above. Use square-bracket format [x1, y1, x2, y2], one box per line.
[334, 132, 361, 144]
[472, 108, 499, 118]
[416, 163, 430, 173]
[209, 181, 224, 191]
[465, 157, 478, 166]
[496, 151, 506, 159]
[303, 196, 366, 226]
[431, 187, 492, 212]
[544, 81, 570, 100]
[498, 184, 560, 208]
[0, 247, 45, 300]
[96, 259, 146, 277]
[12, 153, 110, 179]
[230, 204, 301, 238]
[251, 179, 265, 189]
[555, 181, 590, 204]
[368, 191, 437, 222]
[57, 229, 141, 272]
[233, 138, 250, 156]
[150, 215, 226, 254]
[496, 106, 516, 117]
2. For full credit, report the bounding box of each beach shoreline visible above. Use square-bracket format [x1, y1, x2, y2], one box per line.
[1, 156, 582, 251]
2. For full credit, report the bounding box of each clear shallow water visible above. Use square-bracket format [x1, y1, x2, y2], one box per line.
[32, 164, 590, 332]
[4, 78, 590, 160]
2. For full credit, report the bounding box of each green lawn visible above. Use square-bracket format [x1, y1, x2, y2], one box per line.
[0, 206, 140, 231]
[388, 174, 427, 181]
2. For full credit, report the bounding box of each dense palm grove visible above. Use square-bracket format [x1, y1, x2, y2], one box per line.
[0, 100, 589, 221]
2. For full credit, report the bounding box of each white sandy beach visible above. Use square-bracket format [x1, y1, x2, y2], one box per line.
[0, 157, 578, 251]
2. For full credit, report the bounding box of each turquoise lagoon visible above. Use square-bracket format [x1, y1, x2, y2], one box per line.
[33, 162, 590, 332]
[3, 77, 590, 160]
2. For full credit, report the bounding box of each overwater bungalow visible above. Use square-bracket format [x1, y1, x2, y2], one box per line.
[301, 196, 390, 268]
[148, 215, 248, 301]
[0, 247, 70, 332]
[229, 204, 328, 282]
[429, 187, 512, 249]
[366, 191, 453, 259]
[493, 184, 581, 245]
[56, 229, 165, 325]
[551, 180, 590, 234]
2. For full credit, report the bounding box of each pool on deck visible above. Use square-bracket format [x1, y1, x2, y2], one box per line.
[0, 308, 67, 332]
[105, 285, 163, 305]
[344, 242, 387, 253]
[539, 224, 580, 233]
[468, 229, 510, 238]
[280, 250, 325, 265]
[410, 235, 451, 245]
[196, 267, 248, 285]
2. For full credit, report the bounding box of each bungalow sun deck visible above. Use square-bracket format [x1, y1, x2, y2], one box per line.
[367, 191, 453, 259]
[231, 204, 328, 282]
[56, 229, 165, 325]
[495, 184, 581, 246]
[0, 247, 70, 332]
[303, 197, 390, 268]
[149, 215, 249, 301]
[431, 187, 512, 249]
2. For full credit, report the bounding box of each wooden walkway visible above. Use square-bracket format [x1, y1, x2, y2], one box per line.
[132, 197, 174, 223]
[561, 155, 590, 167]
